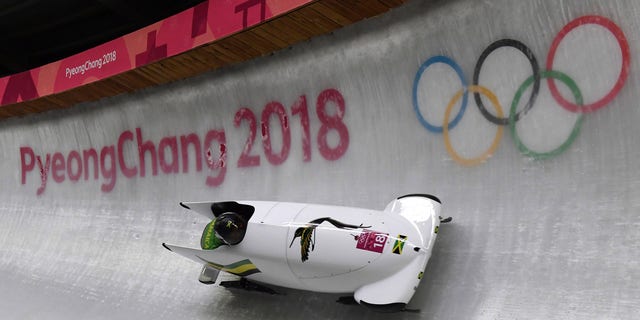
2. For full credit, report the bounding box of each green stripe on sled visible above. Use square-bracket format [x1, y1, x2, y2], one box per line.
[198, 257, 261, 277]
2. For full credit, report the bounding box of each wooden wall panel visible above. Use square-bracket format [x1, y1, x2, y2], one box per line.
[1, 0, 408, 120]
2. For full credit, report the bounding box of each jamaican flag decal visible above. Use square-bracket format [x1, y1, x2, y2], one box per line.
[197, 256, 261, 277]
[392, 235, 407, 255]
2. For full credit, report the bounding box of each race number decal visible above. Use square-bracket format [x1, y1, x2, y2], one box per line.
[356, 230, 388, 253]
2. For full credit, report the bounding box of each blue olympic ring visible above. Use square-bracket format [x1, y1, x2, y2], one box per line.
[412, 55, 468, 133]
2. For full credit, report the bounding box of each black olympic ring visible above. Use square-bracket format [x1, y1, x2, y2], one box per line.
[472, 39, 540, 126]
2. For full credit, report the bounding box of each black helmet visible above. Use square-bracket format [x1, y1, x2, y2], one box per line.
[214, 212, 247, 245]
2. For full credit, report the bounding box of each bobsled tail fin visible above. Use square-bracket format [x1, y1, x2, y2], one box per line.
[162, 243, 262, 278]
[163, 243, 221, 284]
[163, 243, 209, 264]
[179, 202, 216, 220]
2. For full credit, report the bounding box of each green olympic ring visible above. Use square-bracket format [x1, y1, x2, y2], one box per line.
[509, 70, 584, 160]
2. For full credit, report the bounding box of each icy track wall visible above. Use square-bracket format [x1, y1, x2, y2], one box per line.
[1, 0, 639, 319]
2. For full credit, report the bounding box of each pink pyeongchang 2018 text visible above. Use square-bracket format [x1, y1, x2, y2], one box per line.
[19, 88, 349, 195]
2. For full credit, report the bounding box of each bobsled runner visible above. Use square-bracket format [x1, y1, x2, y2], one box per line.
[162, 194, 448, 312]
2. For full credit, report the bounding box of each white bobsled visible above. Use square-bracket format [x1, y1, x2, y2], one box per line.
[163, 194, 445, 312]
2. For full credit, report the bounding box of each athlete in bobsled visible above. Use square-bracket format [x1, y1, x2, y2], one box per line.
[195, 201, 253, 284]
[201, 212, 247, 249]
[164, 194, 450, 312]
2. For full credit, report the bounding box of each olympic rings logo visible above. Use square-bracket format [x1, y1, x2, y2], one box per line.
[412, 15, 631, 166]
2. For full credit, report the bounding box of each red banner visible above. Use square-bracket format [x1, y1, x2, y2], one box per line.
[0, 0, 311, 107]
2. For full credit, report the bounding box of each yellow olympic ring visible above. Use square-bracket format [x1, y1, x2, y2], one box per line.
[443, 85, 504, 166]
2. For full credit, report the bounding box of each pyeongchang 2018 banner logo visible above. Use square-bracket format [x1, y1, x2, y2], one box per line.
[18, 88, 350, 195]
[412, 15, 630, 166]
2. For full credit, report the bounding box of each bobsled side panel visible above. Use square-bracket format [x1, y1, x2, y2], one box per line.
[286, 204, 387, 280]
[286, 205, 426, 293]
[354, 253, 428, 305]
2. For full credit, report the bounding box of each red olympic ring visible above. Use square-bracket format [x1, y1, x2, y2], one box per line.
[546, 15, 631, 113]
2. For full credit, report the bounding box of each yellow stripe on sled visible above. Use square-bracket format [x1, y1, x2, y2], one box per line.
[198, 257, 261, 277]
[223, 263, 257, 276]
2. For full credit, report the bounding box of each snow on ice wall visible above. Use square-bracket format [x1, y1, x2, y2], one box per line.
[1, 0, 638, 319]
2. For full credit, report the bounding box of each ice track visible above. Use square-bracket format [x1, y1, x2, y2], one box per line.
[1, 0, 639, 319]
